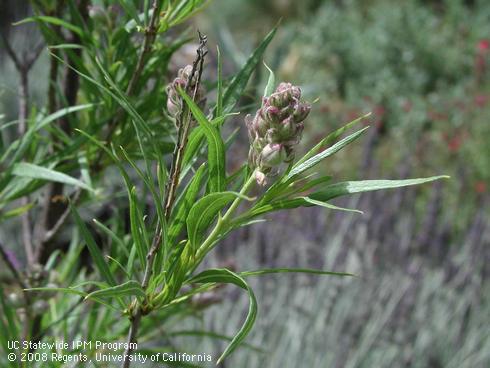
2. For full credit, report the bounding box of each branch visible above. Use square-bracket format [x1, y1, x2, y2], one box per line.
[125, 0, 161, 96]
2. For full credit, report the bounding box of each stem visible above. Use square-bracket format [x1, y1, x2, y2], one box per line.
[195, 172, 257, 267]
[122, 313, 141, 368]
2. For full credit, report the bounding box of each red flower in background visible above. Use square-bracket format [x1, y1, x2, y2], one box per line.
[474, 94, 488, 108]
[475, 181, 487, 194]
[476, 39, 489, 83]
[447, 136, 461, 152]
[478, 39, 490, 52]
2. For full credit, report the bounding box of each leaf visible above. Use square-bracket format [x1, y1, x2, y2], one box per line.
[1, 103, 95, 166]
[182, 115, 225, 168]
[287, 126, 369, 180]
[14, 16, 84, 37]
[12, 162, 94, 192]
[301, 196, 363, 214]
[85, 280, 145, 301]
[168, 164, 206, 246]
[186, 268, 257, 364]
[92, 219, 128, 257]
[263, 61, 276, 97]
[310, 176, 450, 202]
[240, 267, 355, 278]
[219, 25, 277, 115]
[2, 202, 34, 219]
[249, 176, 449, 218]
[24, 287, 86, 297]
[129, 187, 149, 266]
[179, 89, 226, 193]
[187, 192, 252, 251]
[71, 205, 117, 286]
[296, 112, 371, 166]
[119, 0, 144, 28]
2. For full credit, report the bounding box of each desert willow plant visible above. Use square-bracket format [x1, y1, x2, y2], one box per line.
[25, 29, 447, 367]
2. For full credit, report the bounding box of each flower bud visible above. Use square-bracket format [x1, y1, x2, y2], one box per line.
[246, 82, 311, 185]
[260, 143, 286, 168]
[166, 65, 206, 125]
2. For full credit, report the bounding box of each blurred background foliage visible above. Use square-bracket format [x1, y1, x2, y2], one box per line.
[0, 0, 488, 367]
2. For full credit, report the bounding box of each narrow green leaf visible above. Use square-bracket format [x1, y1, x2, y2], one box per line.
[85, 280, 145, 301]
[301, 196, 363, 214]
[92, 219, 128, 257]
[287, 126, 369, 180]
[187, 192, 252, 251]
[12, 162, 94, 192]
[249, 176, 449, 218]
[129, 187, 149, 267]
[182, 115, 225, 168]
[219, 26, 277, 115]
[71, 205, 117, 286]
[24, 287, 86, 297]
[2, 202, 34, 219]
[14, 16, 84, 37]
[119, 0, 144, 27]
[310, 176, 451, 202]
[263, 61, 276, 97]
[180, 89, 226, 193]
[186, 268, 257, 364]
[296, 112, 371, 166]
[168, 164, 206, 246]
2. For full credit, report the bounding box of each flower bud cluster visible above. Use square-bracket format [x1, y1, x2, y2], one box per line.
[166, 65, 205, 124]
[246, 82, 311, 185]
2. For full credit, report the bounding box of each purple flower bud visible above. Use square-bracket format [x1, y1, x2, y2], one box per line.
[255, 171, 267, 186]
[166, 65, 206, 123]
[246, 81, 311, 185]
[293, 103, 311, 122]
[260, 143, 286, 168]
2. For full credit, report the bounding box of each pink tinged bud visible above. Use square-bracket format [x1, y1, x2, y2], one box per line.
[260, 143, 286, 167]
[279, 116, 296, 137]
[255, 170, 267, 186]
[294, 103, 311, 122]
[265, 106, 280, 123]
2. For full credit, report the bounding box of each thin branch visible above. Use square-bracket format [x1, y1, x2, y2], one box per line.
[36, 188, 82, 258]
[25, 41, 45, 70]
[0, 32, 23, 70]
[125, 0, 161, 96]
